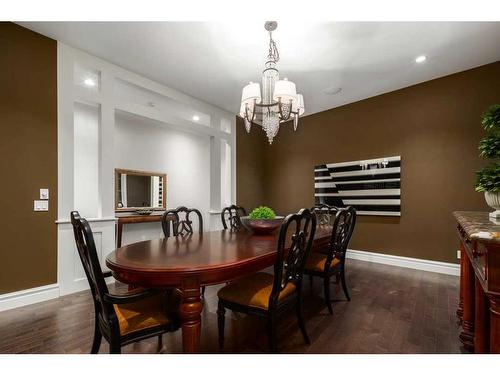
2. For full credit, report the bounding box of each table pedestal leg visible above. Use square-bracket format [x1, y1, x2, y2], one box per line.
[180, 277, 203, 353]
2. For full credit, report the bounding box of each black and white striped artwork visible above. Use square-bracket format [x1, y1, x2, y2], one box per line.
[314, 156, 401, 216]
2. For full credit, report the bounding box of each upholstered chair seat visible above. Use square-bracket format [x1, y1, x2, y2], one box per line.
[305, 253, 340, 273]
[114, 290, 181, 336]
[217, 272, 296, 310]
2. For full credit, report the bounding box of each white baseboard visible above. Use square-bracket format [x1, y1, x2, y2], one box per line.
[0, 284, 60, 312]
[347, 249, 460, 276]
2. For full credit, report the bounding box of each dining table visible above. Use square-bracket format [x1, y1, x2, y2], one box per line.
[105, 225, 332, 353]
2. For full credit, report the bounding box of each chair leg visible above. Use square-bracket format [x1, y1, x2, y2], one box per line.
[109, 341, 121, 354]
[296, 297, 310, 345]
[157, 334, 163, 353]
[201, 286, 206, 297]
[217, 301, 226, 350]
[340, 268, 351, 301]
[90, 319, 102, 354]
[267, 314, 278, 353]
[324, 275, 333, 315]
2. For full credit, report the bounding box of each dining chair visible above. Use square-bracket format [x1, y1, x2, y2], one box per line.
[161, 206, 203, 237]
[304, 206, 356, 314]
[161, 206, 205, 294]
[70, 211, 180, 354]
[217, 208, 317, 352]
[220, 204, 246, 230]
[311, 203, 338, 226]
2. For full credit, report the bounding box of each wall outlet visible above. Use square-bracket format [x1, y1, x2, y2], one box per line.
[34, 200, 49, 211]
[457, 250, 461, 259]
[40, 188, 49, 200]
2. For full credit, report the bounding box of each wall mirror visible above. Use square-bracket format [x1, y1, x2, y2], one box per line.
[115, 169, 166, 211]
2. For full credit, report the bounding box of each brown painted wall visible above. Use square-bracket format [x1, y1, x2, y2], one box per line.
[237, 62, 500, 264]
[0, 23, 57, 293]
[236, 123, 267, 211]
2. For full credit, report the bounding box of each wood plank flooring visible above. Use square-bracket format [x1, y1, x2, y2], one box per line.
[0, 259, 464, 354]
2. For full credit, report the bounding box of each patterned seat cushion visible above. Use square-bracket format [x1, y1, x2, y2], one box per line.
[217, 272, 296, 310]
[305, 252, 340, 272]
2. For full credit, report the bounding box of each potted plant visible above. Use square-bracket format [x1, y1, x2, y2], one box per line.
[475, 104, 500, 218]
[240, 206, 284, 235]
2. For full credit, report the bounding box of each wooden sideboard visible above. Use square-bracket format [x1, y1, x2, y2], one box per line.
[454, 211, 500, 353]
[116, 213, 165, 247]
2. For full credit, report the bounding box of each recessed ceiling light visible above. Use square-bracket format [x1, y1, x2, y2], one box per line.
[84, 78, 96, 87]
[415, 55, 427, 63]
[192, 115, 200, 122]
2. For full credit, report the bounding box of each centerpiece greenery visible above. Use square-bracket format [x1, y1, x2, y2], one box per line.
[249, 206, 276, 220]
[475, 104, 500, 218]
[242, 206, 283, 234]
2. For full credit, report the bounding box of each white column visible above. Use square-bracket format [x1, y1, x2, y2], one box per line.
[57, 43, 75, 219]
[99, 71, 115, 218]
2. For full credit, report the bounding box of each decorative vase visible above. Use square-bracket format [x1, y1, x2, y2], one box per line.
[484, 191, 500, 218]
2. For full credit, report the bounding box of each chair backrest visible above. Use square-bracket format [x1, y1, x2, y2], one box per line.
[70, 211, 117, 331]
[221, 205, 246, 230]
[161, 206, 203, 237]
[270, 208, 317, 308]
[311, 204, 338, 226]
[325, 206, 357, 268]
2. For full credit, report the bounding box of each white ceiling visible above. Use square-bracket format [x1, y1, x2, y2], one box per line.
[20, 22, 500, 115]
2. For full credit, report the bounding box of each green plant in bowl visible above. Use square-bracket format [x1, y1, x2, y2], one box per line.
[249, 206, 276, 220]
[242, 206, 283, 235]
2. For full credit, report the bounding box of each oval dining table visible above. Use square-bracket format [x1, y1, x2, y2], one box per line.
[106, 226, 331, 353]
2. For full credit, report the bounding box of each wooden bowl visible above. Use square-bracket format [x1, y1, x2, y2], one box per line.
[240, 216, 284, 235]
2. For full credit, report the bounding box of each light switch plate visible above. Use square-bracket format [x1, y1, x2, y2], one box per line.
[40, 188, 49, 200]
[34, 200, 49, 211]
[457, 250, 461, 259]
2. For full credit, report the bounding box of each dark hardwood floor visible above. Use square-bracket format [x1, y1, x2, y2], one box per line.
[0, 259, 463, 354]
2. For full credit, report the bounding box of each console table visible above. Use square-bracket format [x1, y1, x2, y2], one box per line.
[116, 213, 166, 247]
[454, 211, 500, 353]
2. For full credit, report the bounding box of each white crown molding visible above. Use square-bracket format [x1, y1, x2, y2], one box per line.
[0, 284, 60, 312]
[346, 248, 460, 276]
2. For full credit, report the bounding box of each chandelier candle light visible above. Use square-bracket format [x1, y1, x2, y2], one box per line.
[239, 21, 305, 144]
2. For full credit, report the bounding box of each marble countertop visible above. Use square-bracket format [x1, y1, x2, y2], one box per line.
[454, 211, 500, 244]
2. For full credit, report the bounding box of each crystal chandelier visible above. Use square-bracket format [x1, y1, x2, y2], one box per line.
[239, 21, 305, 144]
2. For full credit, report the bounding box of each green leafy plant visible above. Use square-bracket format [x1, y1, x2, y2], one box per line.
[479, 135, 500, 159]
[481, 104, 500, 132]
[475, 104, 500, 193]
[475, 164, 500, 192]
[249, 206, 276, 220]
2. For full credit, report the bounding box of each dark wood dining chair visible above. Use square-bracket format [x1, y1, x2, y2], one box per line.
[70, 211, 180, 354]
[161, 206, 205, 294]
[304, 206, 356, 314]
[161, 206, 203, 237]
[217, 208, 317, 352]
[311, 203, 338, 226]
[220, 205, 246, 230]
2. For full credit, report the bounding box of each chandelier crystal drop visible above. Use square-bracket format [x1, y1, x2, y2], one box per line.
[239, 21, 305, 144]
